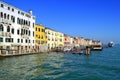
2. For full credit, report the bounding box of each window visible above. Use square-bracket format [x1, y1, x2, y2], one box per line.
[42, 29, 44, 32]
[38, 28, 40, 31]
[0, 37, 3, 42]
[4, 13, 6, 19]
[38, 35, 40, 39]
[7, 15, 9, 20]
[25, 39, 27, 43]
[33, 23, 34, 28]
[21, 29, 23, 35]
[35, 34, 37, 37]
[7, 26, 10, 32]
[33, 40, 34, 43]
[26, 30, 27, 35]
[41, 36, 43, 39]
[5, 38, 13, 42]
[21, 39, 23, 43]
[36, 27, 37, 31]
[21, 12, 24, 16]
[29, 21, 30, 26]
[11, 28, 14, 34]
[29, 40, 30, 43]
[17, 30, 19, 35]
[1, 4, 4, 8]
[0, 24, 4, 31]
[24, 20, 25, 25]
[13, 17, 15, 23]
[8, 7, 10, 10]
[12, 8, 14, 12]
[29, 30, 30, 36]
[0, 12, 3, 18]
[17, 39, 20, 43]
[18, 11, 20, 14]
[24, 29, 25, 34]
[21, 19, 23, 25]
[33, 32, 34, 37]
[17, 18, 20, 24]
[11, 16, 15, 23]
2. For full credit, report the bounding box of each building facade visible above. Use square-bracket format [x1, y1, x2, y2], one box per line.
[0, 1, 35, 54]
[56, 32, 64, 48]
[45, 27, 64, 50]
[64, 34, 71, 47]
[35, 24, 47, 52]
[45, 27, 56, 50]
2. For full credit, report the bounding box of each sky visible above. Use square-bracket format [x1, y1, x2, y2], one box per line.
[2, 0, 120, 44]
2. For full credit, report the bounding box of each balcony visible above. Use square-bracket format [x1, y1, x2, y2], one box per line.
[21, 35, 29, 39]
[21, 25, 29, 29]
[5, 32, 11, 37]
[0, 32, 12, 37]
[0, 18, 12, 25]
[0, 31, 4, 36]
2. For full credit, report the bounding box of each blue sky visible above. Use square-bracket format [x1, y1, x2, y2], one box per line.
[2, 0, 120, 44]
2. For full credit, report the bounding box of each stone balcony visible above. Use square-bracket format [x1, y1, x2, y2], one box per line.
[0, 18, 12, 25]
[0, 32, 11, 37]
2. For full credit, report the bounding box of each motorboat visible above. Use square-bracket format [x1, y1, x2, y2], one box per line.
[108, 41, 114, 47]
[91, 45, 103, 51]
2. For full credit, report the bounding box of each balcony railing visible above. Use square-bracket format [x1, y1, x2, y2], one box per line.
[21, 25, 29, 29]
[0, 31, 4, 36]
[0, 32, 12, 37]
[0, 18, 12, 25]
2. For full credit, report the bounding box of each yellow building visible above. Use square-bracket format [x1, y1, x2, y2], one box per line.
[35, 24, 47, 52]
[45, 28, 64, 50]
[56, 32, 64, 48]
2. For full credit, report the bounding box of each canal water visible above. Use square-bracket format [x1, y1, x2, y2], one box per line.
[0, 45, 120, 80]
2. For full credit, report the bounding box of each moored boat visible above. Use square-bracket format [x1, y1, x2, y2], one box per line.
[108, 41, 114, 47]
[91, 45, 103, 51]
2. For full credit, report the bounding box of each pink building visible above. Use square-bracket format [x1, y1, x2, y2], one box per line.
[64, 34, 71, 47]
[73, 37, 79, 47]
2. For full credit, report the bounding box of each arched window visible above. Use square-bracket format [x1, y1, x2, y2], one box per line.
[7, 14, 9, 20]
[29, 21, 30, 26]
[0, 12, 3, 18]
[24, 29, 25, 34]
[24, 20, 25, 25]
[26, 20, 27, 25]
[7, 26, 10, 32]
[17, 18, 19, 24]
[0, 24, 4, 31]
[21, 19, 23, 25]
[4, 13, 6, 19]
[13, 16, 15, 23]
[29, 30, 30, 36]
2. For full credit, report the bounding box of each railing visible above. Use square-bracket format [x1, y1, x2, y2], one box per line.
[0, 18, 12, 25]
[0, 49, 38, 56]
[21, 25, 29, 29]
[0, 32, 11, 37]
[21, 35, 29, 38]
[0, 31, 4, 36]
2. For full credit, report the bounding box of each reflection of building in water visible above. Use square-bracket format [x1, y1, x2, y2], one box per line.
[33, 53, 47, 75]
[46, 53, 65, 68]
[34, 53, 65, 76]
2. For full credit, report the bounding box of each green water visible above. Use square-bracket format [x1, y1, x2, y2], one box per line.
[0, 45, 120, 80]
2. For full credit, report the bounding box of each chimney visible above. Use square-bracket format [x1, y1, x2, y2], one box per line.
[29, 10, 32, 15]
